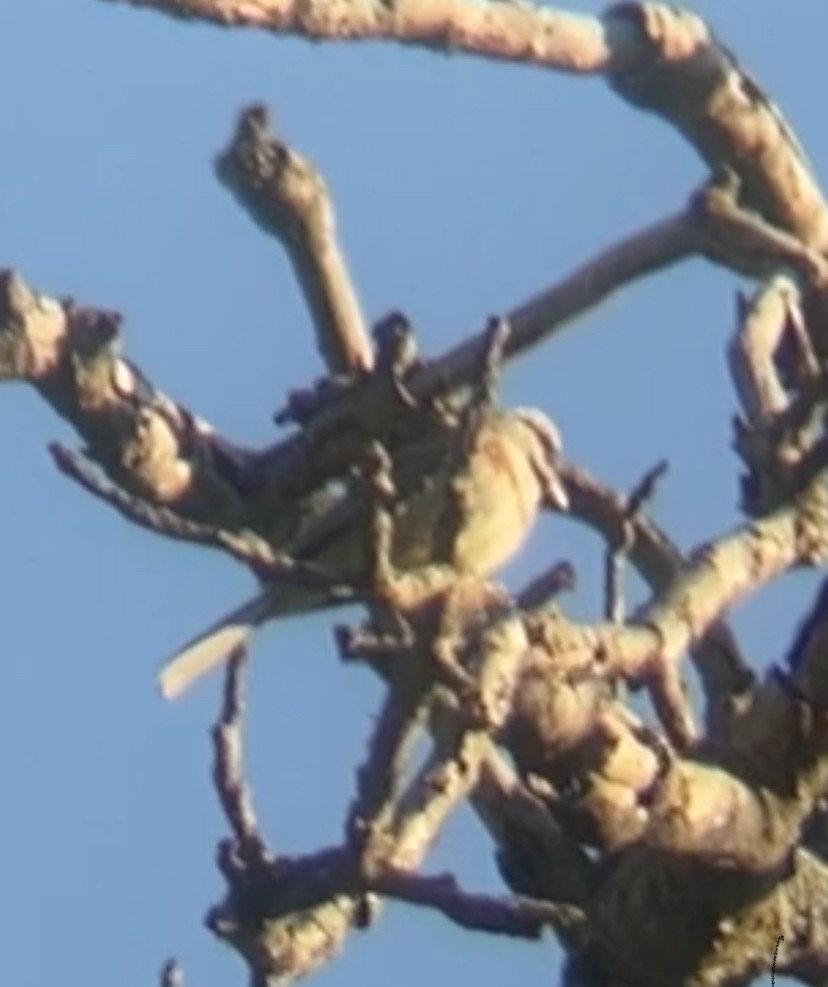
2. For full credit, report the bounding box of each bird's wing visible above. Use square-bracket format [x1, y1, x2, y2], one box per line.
[158, 588, 277, 700]
[158, 421, 473, 700]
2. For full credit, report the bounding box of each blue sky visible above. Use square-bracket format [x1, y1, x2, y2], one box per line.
[1, 2, 824, 985]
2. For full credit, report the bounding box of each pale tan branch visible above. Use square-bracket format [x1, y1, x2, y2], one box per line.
[690, 171, 828, 283]
[208, 734, 576, 984]
[728, 274, 803, 429]
[100, 0, 828, 250]
[561, 463, 754, 740]
[217, 105, 372, 375]
[385, 726, 489, 867]
[0, 272, 254, 528]
[637, 504, 808, 674]
[97, 0, 609, 72]
[0, 204, 733, 550]
[503, 644, 804, 871]
[0, 269, 443, 557]
[207, 583, 552, 984]
[527, 458, 828, 750]
[620, 483, 821, 738]
[255, 212, 696, 504]
[606, 4, 828, 249]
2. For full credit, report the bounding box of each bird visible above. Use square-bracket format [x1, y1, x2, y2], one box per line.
[158, 407, 568, 700]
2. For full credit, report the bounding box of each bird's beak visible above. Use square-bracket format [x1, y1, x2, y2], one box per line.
[539, 464, 569, 512]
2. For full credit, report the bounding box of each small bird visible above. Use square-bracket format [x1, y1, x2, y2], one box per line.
[158, 407, 568, 699]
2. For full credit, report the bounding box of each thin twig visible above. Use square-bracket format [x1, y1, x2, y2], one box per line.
[604, 459, 669, 624]
[50, 441, 360, 598]
[516, 561, 577, 611]
[159, 959, 185, 987]
[561, 463, 754, 731]
[212, 648, 272, 866]
[367, 866, 565, 938]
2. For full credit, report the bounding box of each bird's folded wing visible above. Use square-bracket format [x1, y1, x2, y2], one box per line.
[158, 589, 277, 700]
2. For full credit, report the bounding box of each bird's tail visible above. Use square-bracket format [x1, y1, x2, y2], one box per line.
[158, 589, 278, 700]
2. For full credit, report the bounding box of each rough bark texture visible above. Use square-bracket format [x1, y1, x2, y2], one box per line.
[7, 3, 828, 987]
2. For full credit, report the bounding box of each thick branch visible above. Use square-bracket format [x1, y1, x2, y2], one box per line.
[18, 170, 808, 550]
[1, 200, 691, 546]
[209, 582, 554, 984]
[97, 0, 610, 72]
[216, 105, 372, 375]
[606, 4, 828, 250]
[0, 273, 253, 526]
[254, 212, 696, 504]
[99, 0, 828, 247]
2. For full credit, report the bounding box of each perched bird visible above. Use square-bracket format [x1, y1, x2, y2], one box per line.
[158, 407, 568, 699]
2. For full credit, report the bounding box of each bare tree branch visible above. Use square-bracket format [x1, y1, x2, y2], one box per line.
[159, 959, 186, 987]
[603, 459, 669, 625]
[96, 0, 828, 249]
[96, 0, 610, 72]
[212, 649, 272, 866]
[254, 212, 697, 506]
[367, 866, 566, 937]
[605, 5, 828, 250]
[561, 463, 755, 740]
[12, 4, 828, 986]
[216, 105, 372, 375]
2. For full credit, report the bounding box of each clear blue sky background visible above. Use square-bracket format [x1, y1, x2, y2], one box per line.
[1, 2, 824, 985]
